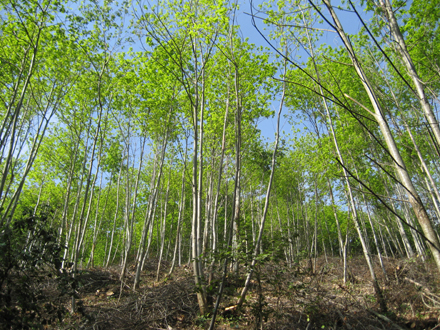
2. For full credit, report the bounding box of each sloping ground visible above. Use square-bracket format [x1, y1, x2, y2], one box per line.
[242, 256, 440, 330]
[17, 257, 440, 329]
[58, 262, 199, 330]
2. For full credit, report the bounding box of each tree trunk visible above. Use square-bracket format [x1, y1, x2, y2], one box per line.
[169, 138, 188, 276]
[133, 135, 167, 289]
[156, 173, 171, 281]
[105, 159, 124, 268]
[378, 0, 440, 148]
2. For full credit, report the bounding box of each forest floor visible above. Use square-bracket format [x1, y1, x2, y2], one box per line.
[37, 256, 440, 329]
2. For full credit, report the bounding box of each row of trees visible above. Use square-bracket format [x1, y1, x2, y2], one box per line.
[1, 0, 439, 319]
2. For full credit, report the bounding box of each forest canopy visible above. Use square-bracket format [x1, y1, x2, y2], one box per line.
[1, 0, 440, 327]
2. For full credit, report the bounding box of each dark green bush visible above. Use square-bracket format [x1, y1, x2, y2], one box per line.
[0, 207, 73, 329]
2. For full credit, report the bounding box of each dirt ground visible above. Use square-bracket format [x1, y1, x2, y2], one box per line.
[35, 256, 440, 329]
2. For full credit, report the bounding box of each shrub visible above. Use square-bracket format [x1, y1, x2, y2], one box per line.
[0, 207, 73, 329]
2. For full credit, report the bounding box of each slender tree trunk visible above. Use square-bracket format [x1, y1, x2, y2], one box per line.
[207, 88, 230, 280]
[120, 136, 146, 282]
[0, 27, 41, 218]
[89, 172, 112, 268]
[133, 134, 167, 289]
[313, 180, 319, 273]
[383, 177, 414, 258]
[378, 0, 440, 147]
[105, 160, 124, 268]
[360, 190, 388, 279]
[169, 139, 188, 276]
[72, 102, 105, 312]
[59, 142, 80, 246]
[62, 118, 93, 269]
[156, 173, 171, 281]
[343, 222, 349, 284]
[189, 39, 208, 314]
[328, 180, 344, 257]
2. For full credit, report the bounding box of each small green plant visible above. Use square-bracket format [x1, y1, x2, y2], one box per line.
[365, 294, 376, 304]
[195, 314, 209, 327]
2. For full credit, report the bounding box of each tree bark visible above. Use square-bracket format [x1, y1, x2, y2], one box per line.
[378, 0, 440, 148]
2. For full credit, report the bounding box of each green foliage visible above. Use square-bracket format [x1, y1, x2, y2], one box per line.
[0, 206, 74, 328]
